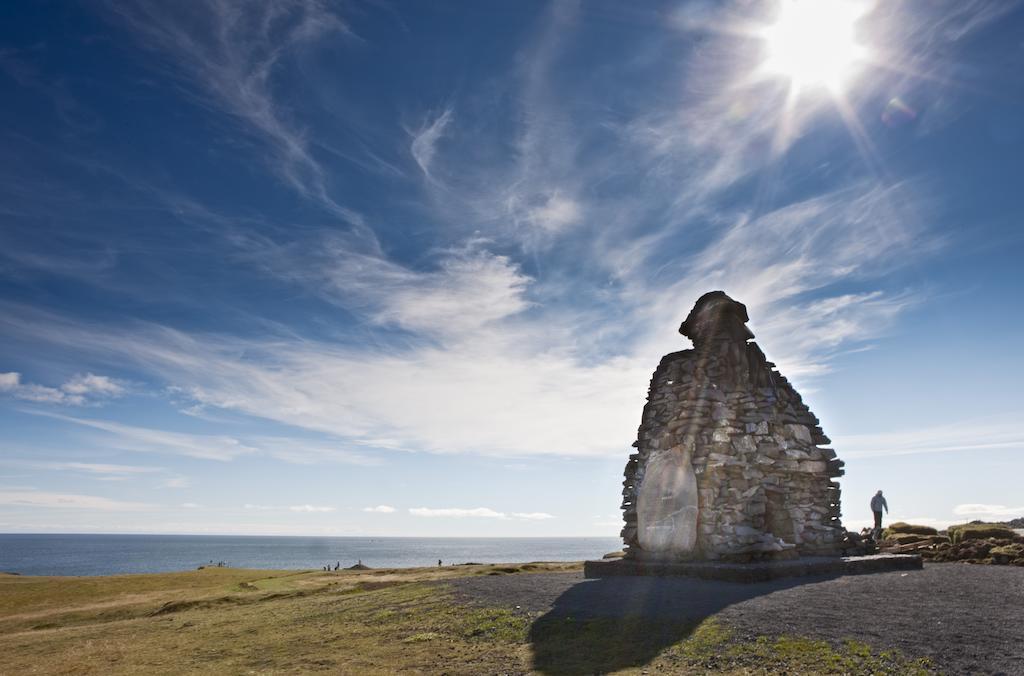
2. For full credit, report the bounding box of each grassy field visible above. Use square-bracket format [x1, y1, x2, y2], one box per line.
[0, 563, 936, 675]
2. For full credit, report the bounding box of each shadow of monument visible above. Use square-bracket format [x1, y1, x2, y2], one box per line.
[528, 574, 838, 675]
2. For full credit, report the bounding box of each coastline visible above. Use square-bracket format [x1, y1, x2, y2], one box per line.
[3, 560, 1021, 674]
[0, 533, 619, 577]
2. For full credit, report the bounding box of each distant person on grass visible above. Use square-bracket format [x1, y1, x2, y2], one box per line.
[871, 490, 889, 539]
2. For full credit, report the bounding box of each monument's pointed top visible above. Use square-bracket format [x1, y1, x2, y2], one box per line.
[678, 290, 755, 346]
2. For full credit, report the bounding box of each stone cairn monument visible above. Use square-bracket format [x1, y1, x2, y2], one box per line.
[620, 291, 845, 563]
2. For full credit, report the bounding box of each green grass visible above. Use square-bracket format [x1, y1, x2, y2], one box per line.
[529, 614, 937, 675]
[724, 634, 936, 675]
[0, 564, 938, 674]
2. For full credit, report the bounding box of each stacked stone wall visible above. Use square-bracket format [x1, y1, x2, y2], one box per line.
[621, 294, 845, 562]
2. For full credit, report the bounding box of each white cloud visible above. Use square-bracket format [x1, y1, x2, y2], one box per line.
[289, 504, 335, 513]
[0, 490, 150, 511]
[0, 371, 126, 406]
[181, 502, 201, 509]
[3, 255, 908, 460]
[0, 2, 953, 467]
[247, 234, 532, 342]
[953, 504, 1024, 519]
[243, 503, 335, 513]
[5, 460, 161, 475]
[410, 507, 507, 519]
[409, 507, 553, 520]
[623, 182, 929, 381]
[410, 108, 452, 176]
[836, 418, 1024, 459]
[510, 512, 555, 520]
[61, 373, 125, 397]
[311, 241, 532, 339]
[247, 436, 381, 466]
[241, 501, 333, 512]
[163, 476, 190, 489]
[9, 383, 67, 404]
[525, 191, 581, 233]
[362, 505, 396, 513]
[0, 372, 20, 391]
[31, 412, 254, 461]
[23, 411, 377, 466]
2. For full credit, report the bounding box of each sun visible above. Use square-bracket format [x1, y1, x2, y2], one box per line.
[760, 0, 870, 94]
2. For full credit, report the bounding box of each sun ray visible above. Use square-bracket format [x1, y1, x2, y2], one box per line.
[831, 92, 888, 182]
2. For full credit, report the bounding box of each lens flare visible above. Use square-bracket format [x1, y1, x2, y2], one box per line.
[881, 97, 917, 127]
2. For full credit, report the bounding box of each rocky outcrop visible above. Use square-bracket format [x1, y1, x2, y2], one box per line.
[878, 522, 1024, 565]
[621, 291, 845, 562]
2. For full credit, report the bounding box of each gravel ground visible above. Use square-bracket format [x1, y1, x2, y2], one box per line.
[446, 563, 1024, 675]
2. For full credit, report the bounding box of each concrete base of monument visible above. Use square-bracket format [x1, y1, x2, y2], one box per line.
[583, 554, 923, 583]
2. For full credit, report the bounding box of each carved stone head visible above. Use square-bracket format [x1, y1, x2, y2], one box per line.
[678, 290, 754, 348]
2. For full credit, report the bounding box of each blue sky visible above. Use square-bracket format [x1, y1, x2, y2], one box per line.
[1, 0, 1022, 537]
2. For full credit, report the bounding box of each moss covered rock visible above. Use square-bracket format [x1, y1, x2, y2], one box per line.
[884, 532, 943, 546]
[884, 522, 938, 537]
[989, 544, 1024, 565]
[947, 523, 1017, 544]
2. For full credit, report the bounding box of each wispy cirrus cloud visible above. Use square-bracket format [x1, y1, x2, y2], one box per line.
[1, 306, 645, 457]
[510, 512, 556, 521]
[410, 507, 506, 519]
[399, 4, 935, 390]
[29, 411, 254, 462]
[244, 503, 335, 513]
[234, 228, 533, 341]
[953, 504, 1024, 519]
[289, 504, 335, 513]
[523, 191, 582, 233]
[837, 418, 1024, 459]
[104, 0, 359, 223]
[0, 186, 928, 462]
[0, 2, 999, 470]
[312, 240, 532, 339]
[16, 406, 379, 466]
[409, 507, 554, 520]
[0, 490, 151, 511]
[4, 460, 161, 475]
[410, 108, 452, 177]
[0, 371, 125, 406]
[409, 2, 590, 248]
[632, 182, 931, 379]
[0, 457, 190, 488]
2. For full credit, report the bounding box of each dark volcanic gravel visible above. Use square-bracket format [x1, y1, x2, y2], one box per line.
[446, 563, 1024, 675]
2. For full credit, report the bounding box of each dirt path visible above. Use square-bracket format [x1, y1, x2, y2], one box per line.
[447, 563, 1024, 675]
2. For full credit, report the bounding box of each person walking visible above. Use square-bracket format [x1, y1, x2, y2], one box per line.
[870, 490, 889, 539]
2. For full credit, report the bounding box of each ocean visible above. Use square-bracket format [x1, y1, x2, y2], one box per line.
[0, 534, 621, 576]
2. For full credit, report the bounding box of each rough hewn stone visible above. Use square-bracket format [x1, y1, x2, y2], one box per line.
[622, 291, 846, 562]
